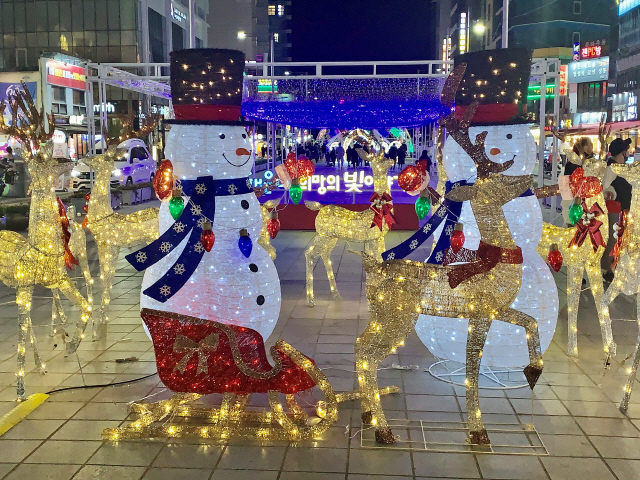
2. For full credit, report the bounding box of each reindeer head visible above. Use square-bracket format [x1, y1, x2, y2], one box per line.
[82, 112, 160, 173]
[357, 148, 394, 194]
[0, 81, 56, 164]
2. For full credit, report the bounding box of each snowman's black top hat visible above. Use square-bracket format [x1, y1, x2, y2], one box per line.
[168, 48, 250, 125]
[453, 48, 532, 125]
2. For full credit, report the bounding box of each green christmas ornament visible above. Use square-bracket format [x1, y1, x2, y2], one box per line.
[289, 178, 302, 205]
[568, 197, 584, 226]
[415, 190, 432, 220]
[169, 189, 185, 220]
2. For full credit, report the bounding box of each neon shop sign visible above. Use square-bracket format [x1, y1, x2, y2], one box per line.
[251, 171, 399, 195]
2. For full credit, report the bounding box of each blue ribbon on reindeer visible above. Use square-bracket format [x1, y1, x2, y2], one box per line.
[383, 180, 534, 263]
[126, 176, 252, 302]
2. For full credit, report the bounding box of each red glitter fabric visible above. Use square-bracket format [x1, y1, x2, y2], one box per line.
[611, 209, 629, 269]
[569, 167, 603, 199]
[444, 241, 523, 289]
[142, 309, 317, 395]
[57, 198, 79, 270]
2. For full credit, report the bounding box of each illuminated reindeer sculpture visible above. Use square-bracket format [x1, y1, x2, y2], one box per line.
[598, 160, 640, 412]
[354, 94, 543, 445]
[0, 84, 92, 399]
[82, 114, 160, 336]
[535, 121, 615, 357]
[304, 149, 394, 305]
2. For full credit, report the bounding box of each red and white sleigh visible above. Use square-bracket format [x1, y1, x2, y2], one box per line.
[103, 309, 338, 441]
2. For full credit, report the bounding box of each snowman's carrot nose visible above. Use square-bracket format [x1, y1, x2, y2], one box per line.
[236, 148, 251, 156]
[489, 147, 501, 155]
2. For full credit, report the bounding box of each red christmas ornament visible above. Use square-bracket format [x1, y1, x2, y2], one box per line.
[200, 221, 215, 252]
[294, 157, 315, 183]
[398, 165, 422, 192]
[83, 193, 91, 202]
[266, 211, 280, 239]
[450, 223, 465, 253]
[547, 243, 563, 272]
[154, 159, 175, 201]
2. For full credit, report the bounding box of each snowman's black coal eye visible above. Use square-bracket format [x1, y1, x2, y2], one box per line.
[506, 134, 513, 139]
[219, 133, 225, 139]
[242, 133, 247, 139]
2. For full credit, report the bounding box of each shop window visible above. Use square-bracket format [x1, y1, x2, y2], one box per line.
[195, 37, 203, 48]
[72, 90, 86, 116]
[572, 31, 580, 44]
[15, 48, 26, 68]
[268, 5, 275, 15]
[52, 86, 67, 115]
[274, 33, 279, 43]
[278, 5, 284, 16]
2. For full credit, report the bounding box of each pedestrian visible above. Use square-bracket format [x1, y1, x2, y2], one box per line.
[397, 143, 406, 168]
[336, 143, 345, 169]
[388, 143, 398, 170]
[602, 138, 633, 282]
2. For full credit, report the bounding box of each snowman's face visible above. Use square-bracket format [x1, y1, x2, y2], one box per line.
[444, 124, 537, 181]
[166, 124, 253, 179]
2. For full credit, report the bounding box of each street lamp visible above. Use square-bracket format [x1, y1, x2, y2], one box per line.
[237, 31, 247, 40]
[473, 23, 486, 34]
[237, 30, 276, 69]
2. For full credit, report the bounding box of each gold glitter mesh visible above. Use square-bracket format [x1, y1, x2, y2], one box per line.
[102, 338, 338, 441]
[83, 115, 160, 337]
[0, 84, 92, 399]
[600, 161, 640, 412]
[536, 155, 613, 357]
[258, 198, 281, 260]
[304, 150, 394, 306]
[352, 89, 543, 445]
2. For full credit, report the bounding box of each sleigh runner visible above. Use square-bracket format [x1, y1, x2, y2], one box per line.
[103, 309, 338, 441]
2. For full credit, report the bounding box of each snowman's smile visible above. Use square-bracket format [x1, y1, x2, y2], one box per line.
[222, 152, 252, 167]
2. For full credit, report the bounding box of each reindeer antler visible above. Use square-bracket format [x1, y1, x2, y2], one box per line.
[0, 81, 55, 150]
[105, 111, 161, 147]
[598, 113, 611, 158]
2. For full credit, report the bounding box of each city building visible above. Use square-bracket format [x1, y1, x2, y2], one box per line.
[208, 0, 291, 63]
[0, 1, 208, 158]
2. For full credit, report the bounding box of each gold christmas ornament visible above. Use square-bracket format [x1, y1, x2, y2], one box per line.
[82, 113, 160, 337]
[599, 160, 640, 412]
[304, 147, 394, 306]
[0, 83, 92, 399]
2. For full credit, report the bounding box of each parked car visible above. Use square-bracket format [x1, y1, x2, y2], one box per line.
[70, 139, 155, 190]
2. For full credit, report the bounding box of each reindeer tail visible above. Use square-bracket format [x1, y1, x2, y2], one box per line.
[305, 200, 323, 211]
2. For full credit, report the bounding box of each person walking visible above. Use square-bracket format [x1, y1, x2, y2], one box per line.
[388, 143, 398, 170]
[397, 143, 406, 169]
[336, 143, 345, 170]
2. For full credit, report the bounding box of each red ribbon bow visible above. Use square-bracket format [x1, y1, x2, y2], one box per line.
[369, 192, 396, 231]
[568, 202, 606, 253]
[610, 209, 629, 269]
[444, 242, 523, 289]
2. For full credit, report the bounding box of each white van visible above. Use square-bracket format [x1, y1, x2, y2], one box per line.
[71, 139, 155, 190]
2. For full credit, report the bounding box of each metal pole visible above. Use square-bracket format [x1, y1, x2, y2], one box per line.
[252, 120, 256, 178]
[551, 65, 560, 217]
[538, 72, 547, 213]
[502, 0, 509, 48]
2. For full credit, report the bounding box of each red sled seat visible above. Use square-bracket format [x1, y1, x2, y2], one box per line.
[142, 309, 317, 395]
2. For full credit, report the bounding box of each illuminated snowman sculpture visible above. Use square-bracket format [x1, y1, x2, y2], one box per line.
[416, 124, 559, 368]
[128, 49, 281, 341]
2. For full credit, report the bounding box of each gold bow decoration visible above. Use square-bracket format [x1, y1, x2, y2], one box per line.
[173, 333, 219, 375]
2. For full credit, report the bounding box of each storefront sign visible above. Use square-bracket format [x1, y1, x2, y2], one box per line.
[568, 57, 609, 83]
[46, 60, 86, 90]
[171, 4, 187, 22]
[619, 0, 640, 15]
[559, 65, 568, 95]
[258, 79, 278, 94]
[573, 43, 580, 62]
[573, 111, 606, 126]
[52, 141, 68, 158]
[613, 92, 638, 122]
[69, 114, 85, 125]
[94, 102, 115, 113]
[52, 129, 66, 143]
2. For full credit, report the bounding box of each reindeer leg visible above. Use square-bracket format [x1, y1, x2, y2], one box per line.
[566, 265, 583, 357]
[305, 237, 319, 306]
[601, 271, 622, 359]
[500, 308, 543, 389]
[319, 237, 340, 301]
[465, 318, 491, 445]
[51, 289, 68, 337]
[59, 277, 92, 354]
[620, 289, 640, 412]
[16, 286, 34, 401]
[586, 254, 616, 356]
[96, 244, 119, 331]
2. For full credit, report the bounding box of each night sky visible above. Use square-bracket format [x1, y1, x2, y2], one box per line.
[291, 0, 436, 62]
